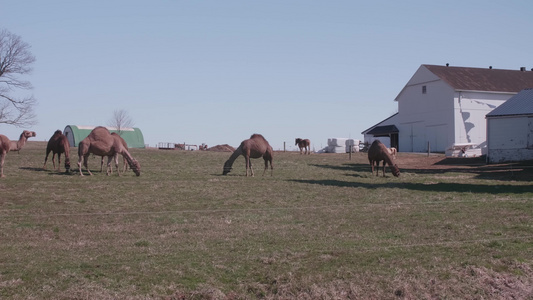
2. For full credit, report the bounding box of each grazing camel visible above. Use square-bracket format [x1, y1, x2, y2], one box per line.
[223, 134, 273, 177]
[78, 126, 140, 176]
[43, 130, 71, 172]
[0, 130, 36, 178]
[100, 132, 128, 174]
[388, 147, 397, 159]
[295, 138, 311, 155]
[368, 140, 400, 177]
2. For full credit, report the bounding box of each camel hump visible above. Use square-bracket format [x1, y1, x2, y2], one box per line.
[250, 133, 265, 140]
[94, 126, 110, 132]
[372, 140, 384, 146]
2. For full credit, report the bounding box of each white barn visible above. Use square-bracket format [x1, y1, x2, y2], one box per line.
[486, 88, 533, 163]
[363, 64, 533, 154]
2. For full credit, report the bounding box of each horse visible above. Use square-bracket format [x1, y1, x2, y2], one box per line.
[295, 138, 311, 155]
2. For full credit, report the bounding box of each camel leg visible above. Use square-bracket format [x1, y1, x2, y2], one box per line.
[84, 154, 93, 176]
[373, 161, 380, 176]
[116, 155, 120, 175]
[263, 159, 268, 176]
[263, 158, 273, 176]
[51, 153, 57, 170]
[100, 156, 105, 172]
[246, 158, 254, 177]
[0, 152, 5, 178]
[77, 153, 84, 176]
[122, 157, 127, 173]
[43, 150, 51, 170]
[106, 156, 114, 176]
[382, 162, 386, 177]
[57, 153, 62, 172]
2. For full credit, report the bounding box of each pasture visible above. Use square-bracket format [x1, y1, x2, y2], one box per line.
[1, 142, 532, 299]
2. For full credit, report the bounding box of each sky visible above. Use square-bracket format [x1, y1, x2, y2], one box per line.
[2, 0, 533, 151]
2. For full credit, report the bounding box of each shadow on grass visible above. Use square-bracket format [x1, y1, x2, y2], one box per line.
[312, 161, 533, 182]
[20, 167, 75, 176]
[288, 179, 533, 194]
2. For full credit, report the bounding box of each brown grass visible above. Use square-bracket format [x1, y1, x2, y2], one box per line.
[0, 142, 532, 299]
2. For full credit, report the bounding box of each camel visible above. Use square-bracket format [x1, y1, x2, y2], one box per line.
[368, 140, 400, 177]
[223, 134, 273, 177]
[77, 126, 140, 176]
[43, 130, 71, 172]
[388, 147, 397, 159]
[295, 138, 311, 155]
[0, 130, 36, 178]
[100, 132, 128, 174]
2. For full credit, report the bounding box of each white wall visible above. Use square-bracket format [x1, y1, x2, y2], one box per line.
[487, 116, 533, 163]
[454, 91, 510, 148]
[396, 68, 455, 152]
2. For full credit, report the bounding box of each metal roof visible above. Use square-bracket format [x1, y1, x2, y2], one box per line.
[361, 113, 398, 134]
[486, 88, 533, 117]
[366, 125, 399, 136]
[424, 65, 533, 93]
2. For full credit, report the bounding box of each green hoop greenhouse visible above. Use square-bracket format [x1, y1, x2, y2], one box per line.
[63, 125, 146, 148]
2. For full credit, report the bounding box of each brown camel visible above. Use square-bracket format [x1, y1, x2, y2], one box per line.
[43, 130, 71, 172]
[368, 140, 400, 177]
[100, 132, 128, 174]
[0, 130, 36, 178]
[223, 134, 273, 177]
[78, 126, 140, 176]
[295, 138, 311, 155]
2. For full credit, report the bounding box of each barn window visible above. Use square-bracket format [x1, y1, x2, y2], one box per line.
[422, 86, 427, 94]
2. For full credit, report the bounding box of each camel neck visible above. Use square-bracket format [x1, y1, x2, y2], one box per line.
[10, 139, 25, 151]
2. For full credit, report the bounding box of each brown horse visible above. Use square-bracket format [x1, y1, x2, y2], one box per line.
[295, 138, 311, 155]
[43, 130, 71, 172]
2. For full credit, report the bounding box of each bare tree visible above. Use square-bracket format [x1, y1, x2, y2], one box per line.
[108, 109, 134, 135]
[0, 29, 37, 126]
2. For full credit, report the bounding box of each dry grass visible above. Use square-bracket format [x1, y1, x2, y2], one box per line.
[0, 142, 532, 299]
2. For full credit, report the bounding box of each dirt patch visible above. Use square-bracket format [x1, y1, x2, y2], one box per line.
[207, 144, 235, 152]
[397, 154, 485, 170]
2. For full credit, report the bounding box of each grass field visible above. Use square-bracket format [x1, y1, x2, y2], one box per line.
[1, 142, 532, 299]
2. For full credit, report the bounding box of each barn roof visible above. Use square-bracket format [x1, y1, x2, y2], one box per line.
[423, 65, 533, 93]
[486, 88, 533, 118]
[366, 125, 399, 136]
[361, 113, 399, 135]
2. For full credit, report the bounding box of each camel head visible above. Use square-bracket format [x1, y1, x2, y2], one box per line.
[222, 166, 232, 175]
[130, 159, 141, 176]
[391, 164, 400, 177]
[64, 157, 71, 173]
[22, 130, 36, 139]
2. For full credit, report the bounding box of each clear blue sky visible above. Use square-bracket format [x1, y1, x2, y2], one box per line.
[2, 1, 532, 150]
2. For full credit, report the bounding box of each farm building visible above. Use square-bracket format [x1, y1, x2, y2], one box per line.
[362, 64, 533, 154]
[63, 125, 146, 148]
[486, 88, 533, 163]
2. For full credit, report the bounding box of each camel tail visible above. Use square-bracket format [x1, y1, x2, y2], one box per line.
[223, 146, 243, 175]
